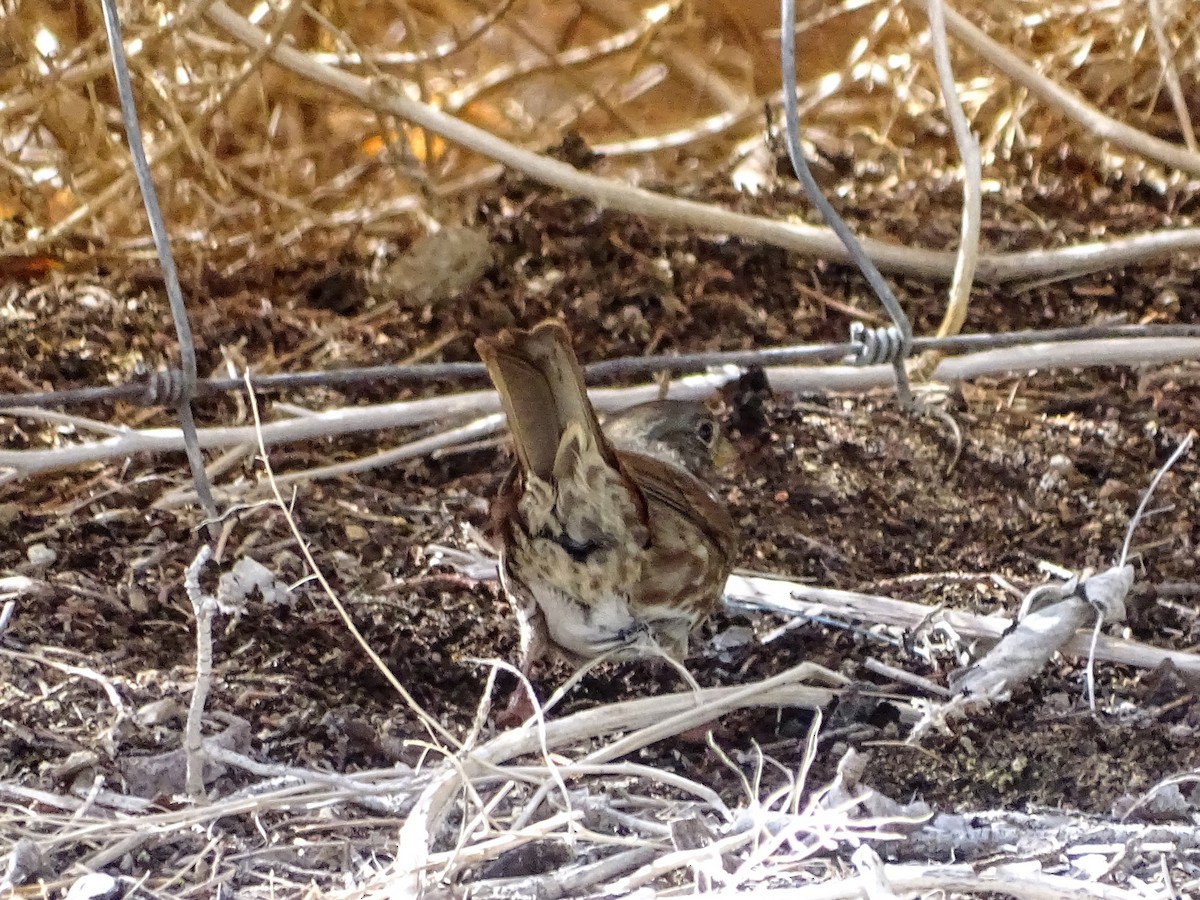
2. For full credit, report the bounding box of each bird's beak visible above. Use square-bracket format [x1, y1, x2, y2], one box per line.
[713, 435, 736, 468]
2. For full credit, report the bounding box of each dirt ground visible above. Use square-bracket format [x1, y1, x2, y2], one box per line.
[2, 149, 1199, 890]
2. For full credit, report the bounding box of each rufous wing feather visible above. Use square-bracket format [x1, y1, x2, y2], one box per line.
[475, 320, 616, 481]
[619, 451, 738, 565]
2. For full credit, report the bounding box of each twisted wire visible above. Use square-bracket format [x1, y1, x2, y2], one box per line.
[844, 323, 908, 366]
[99, 0, 216, 520]
[139, 369, 188, 406]
[779, 0, 913, 404]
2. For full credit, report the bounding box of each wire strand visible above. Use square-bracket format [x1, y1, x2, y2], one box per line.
[1, 323, 1197, 410]
[99, 0, 217, 520]
[779, 0, 913, 404]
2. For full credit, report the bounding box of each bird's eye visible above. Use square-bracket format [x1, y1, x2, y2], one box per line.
[696, 419, 716, 445]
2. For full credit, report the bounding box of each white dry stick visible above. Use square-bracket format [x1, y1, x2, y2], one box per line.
[947, 433, 1192, 710]
[852, 845, 900, 900]
[726, 573, 1200, 676]
[207, 0, 1200, 280]
[910, 807, 1200, 858]
[923, 0, 982, 341]
[183, 544, 216, 799]
[202, 744, 417, 815]
[0, 599, 15, 638]
[530, 847, 660, 898]
[387, 665, 837, 898]
[949, 566, 1133, 701]
[768, 336, 1200, 393]
[5, 338, 1200, 485]
[0, 370, 734, 483]
[693, 864, 1152, 900]
[156, 412, 506, 508]
[433, 546, 1200, 676]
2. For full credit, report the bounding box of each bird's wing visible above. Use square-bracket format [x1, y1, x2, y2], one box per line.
[619, 450, 738, 567]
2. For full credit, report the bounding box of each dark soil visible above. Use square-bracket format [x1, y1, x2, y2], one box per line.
[2, 148, 1199, 868]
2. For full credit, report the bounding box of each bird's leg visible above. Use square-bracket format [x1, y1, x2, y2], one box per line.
[497, 603, 551, 728]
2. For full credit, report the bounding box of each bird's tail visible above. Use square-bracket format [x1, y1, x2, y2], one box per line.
[475, 320, 615, 481]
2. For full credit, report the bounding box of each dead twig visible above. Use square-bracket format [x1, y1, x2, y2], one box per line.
[182, 545, 216, 799]
[203, 2, 1200, 283]
[941, 4, 1200, 176]
[920, 0, 983, 351]
[241, 370, 459, 750]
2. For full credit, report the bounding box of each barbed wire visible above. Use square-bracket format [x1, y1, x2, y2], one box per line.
[99, 0, 216, 520]
[1, 323, 1196, 412]
[779, 0, 914, 405]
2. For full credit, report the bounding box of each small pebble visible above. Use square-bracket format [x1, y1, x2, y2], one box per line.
[25, 543, 56, 568]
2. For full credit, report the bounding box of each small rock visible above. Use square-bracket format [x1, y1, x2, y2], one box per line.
[135, 697, 185, 726]
[1, 838, 44, 889]
[375, 225, 493, 308]
[25, 543, 56, 568]
[0, 502, 19, 527]
[1037, 454, 1083, 493]
[65, 872, 118, 900]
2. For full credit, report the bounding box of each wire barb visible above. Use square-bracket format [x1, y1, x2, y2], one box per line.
[779, 0, 914, 406]
[844, 323, 907, 366]
[139, 369, 188, 406]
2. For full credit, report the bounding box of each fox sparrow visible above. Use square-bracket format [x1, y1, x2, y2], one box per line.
[475, 321, 738, 719]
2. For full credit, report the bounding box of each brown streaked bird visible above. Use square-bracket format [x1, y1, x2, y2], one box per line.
[475, 320, 738, 720]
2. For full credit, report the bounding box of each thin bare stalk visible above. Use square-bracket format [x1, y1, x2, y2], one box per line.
[203, 2, 1200, 282]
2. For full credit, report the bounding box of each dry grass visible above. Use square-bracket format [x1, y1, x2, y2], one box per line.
[3, 0, 1200, 896]
[3, 0, 1198, 275]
